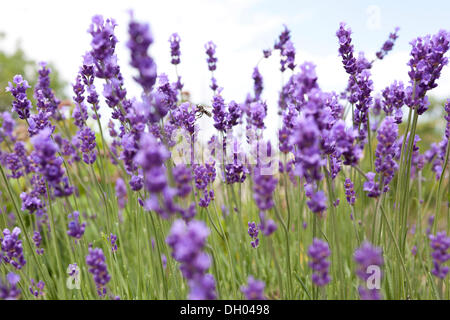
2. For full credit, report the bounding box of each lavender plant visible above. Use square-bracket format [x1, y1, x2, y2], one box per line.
[0, 13, 449, 301]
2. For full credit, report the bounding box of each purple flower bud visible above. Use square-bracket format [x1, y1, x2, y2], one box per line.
[241, 276, 266, 300]
[308, 238, 331, 286]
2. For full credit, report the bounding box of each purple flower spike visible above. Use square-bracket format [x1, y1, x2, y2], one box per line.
[429, 232, 450, 279]
[0, 273, 21, 300]
[241, 276, 266, 300]
[6, 75, 32, 120]
[247, 222, 259, 248]
[169, 33, 181, 65]
[67, 211, 86, 240]
[86, 247, 111, 297]
[354, 242, 383, 300]
[205, 41, 218, 72]
[166, 219, 217, 300]
[0, 227, 26, 270]
[307, 238, 331, 287]
[376, 27, 399, 60]
[336, 23, 357, 76]
[128, 14, 157, 92]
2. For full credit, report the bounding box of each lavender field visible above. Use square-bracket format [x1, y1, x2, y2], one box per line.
[0, 9, 449, 301]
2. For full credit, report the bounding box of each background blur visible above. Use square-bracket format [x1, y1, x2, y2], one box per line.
[0, 0, 449, 145]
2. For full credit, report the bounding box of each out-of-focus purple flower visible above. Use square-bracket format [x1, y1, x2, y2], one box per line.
[115, 178, 127, 209]
[290, 116, 326, 183]
[308, 238, 331, 286]
[31, 128, 72, 197]
[86, 247, 111, 296]
[0, 227, 26, 270]
[363, 172, 381, 198]
[249, 101, 267, 130]
[406, 30, 449, 115]
[35, 62, 60, 116]
[28, 110, 54, 137]
[280, 40, 296, 72]
[336, 23, 357, 76]
[354, 242, 383, 300]
[225, 141, 247, 184]
[6, 75, 32, 120]
[241, 276, 265, 300]
[169, 33, 181, 65]
[274, 25, 290, 50]
[429, 232, 450, 279]
[373, 116, 399, 194]
[0, 112, 15, 143]
[382, 81, 405, 123]
[0, 272, 20, 300]
[263, 49, 272, 58]
[127, 16, 157, 92]
[108, 233, 118, 252]
[376, 27, 399, 60]
[166, 219, 217, 300]
[427, 100, 450, 180]
[247, 222, 259, 248]
[67, 211, 86, 240]
[32, 231, 44, 255]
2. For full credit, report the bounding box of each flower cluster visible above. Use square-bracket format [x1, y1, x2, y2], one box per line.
[6, 75, 32, 120]
[1, 227, 26, 270]
[241, 276, 266, 300]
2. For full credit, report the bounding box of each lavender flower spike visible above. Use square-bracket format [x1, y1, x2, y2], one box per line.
[241, 276, 266, 300]
[307, 238, 331, 286]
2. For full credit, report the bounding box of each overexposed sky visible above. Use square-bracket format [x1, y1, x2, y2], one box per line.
[1, 0, 449, 140]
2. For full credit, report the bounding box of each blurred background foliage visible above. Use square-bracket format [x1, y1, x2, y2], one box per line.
[0, 32, 67, 113]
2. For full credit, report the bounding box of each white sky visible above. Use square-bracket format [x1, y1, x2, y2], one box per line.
[1, 0, 449, 141]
